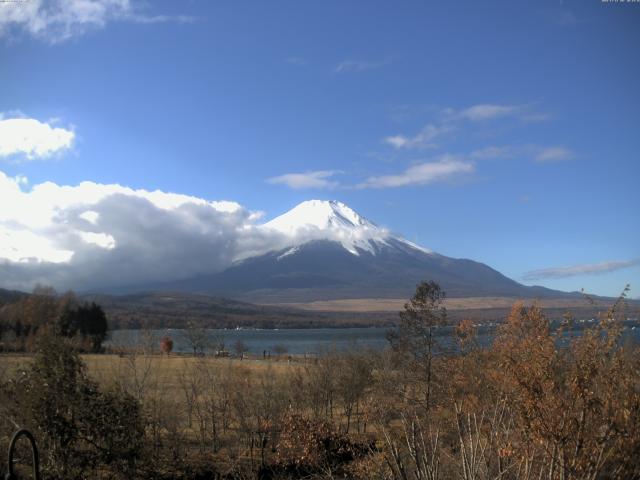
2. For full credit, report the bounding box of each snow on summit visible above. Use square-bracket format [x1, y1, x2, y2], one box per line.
[262, 200, 432, 256]
[264, 200, 376, 233]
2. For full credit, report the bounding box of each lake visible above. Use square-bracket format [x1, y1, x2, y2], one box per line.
[105, 319, 640, 356]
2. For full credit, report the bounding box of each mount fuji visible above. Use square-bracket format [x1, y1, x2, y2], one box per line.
[153, 200, 565, 302]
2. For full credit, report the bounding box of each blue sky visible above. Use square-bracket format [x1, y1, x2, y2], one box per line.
[0, 0, 639, 297]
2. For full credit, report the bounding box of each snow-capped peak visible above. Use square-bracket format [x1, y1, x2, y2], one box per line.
[262, 200, 432, 256]
[264, 200, 376, 234]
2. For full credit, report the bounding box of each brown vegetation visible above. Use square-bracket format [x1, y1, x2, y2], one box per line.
[0, 283, 638, 479]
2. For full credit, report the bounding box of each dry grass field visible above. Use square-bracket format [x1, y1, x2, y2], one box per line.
[0, 352, 299, 387]
[268, 295, 620, 312]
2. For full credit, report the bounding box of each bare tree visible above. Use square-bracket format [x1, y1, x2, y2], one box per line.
[305, 351, 337, 420]
[234, 340, 249, 359]
[272, 343, 288, 358]
[183, 320, 208, 356]
[335, 350, 373, 433]
[211, 330, 226, 355]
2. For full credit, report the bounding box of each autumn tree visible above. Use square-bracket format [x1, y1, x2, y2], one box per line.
[0, 288, 109, 352]
[387, 281, 447, 412]
[159, 335, 173, 355]
[491, 296, 640, 479]
[0, 286, 60, 350]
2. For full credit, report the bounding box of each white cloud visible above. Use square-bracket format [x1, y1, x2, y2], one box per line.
[78, 231, 115, 249]
[382, 103, 536, 152]
[360, 156, 474, 189]
[534, 146, 574, 163]
[79, 210, 99, 224]
[0, 116, 75, 160]
[447, 103, 551, 123]
[267, 170, 341, 190]
[523, 259, 640, 281]
[382, 103, 551, 152]
[0, 228, 73, 264]
[469, 144, 576, 164]
[124, 13, 195, 25]
[334, 60, 387, 73]
[457, 104, 519, 121]
[0, 0, 193, 43]
[384, 124, 452, 150]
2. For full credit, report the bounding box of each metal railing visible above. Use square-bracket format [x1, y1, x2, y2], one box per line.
[4, 429, 40, 480]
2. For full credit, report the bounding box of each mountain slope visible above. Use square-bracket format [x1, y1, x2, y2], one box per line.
[166, 240, 565, 302]
[155, 200, 569, 302]
[0, 287, 29, 306]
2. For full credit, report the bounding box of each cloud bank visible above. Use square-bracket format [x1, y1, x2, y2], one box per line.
[523, 259, 640, 281]
[0, 170, 290, 291]
[0, 115, 75, 160]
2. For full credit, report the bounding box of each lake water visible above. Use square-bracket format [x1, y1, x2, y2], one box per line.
[106, 320, 640, 356]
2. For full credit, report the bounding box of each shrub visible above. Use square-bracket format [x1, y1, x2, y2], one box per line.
[159, 335, 173, 355]
[1, 334, 145, 479]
